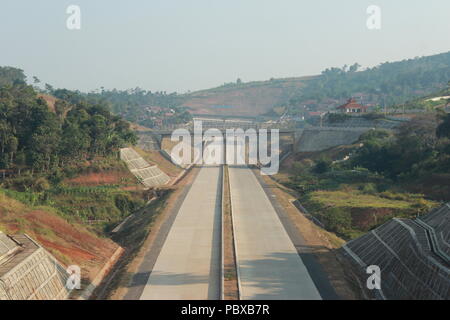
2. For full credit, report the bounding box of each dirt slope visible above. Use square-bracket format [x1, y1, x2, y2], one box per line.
[0, 191, 119, 282]
[183, 77, 314, 116]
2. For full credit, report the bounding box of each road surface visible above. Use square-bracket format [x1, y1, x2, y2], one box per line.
[228, 166, 322, 300]
[140, 166, 222, 300]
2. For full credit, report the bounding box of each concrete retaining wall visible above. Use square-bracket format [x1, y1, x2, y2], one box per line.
[295, 127, 369, 152]
[0, 233, 70, 300]
[120, 148, 170, 188]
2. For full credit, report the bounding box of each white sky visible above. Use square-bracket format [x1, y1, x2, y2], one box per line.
[1, 0, 449, 93]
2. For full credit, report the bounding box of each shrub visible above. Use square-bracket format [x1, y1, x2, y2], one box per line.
[33, 177, 51, 192]
[314, 157, 332, 174]
[328, 113, 351, 123]
[361, 183, 377, 194]
[322, 207, 352, 235]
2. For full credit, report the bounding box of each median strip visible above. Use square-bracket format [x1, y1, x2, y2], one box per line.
[222, 165, 239, 300]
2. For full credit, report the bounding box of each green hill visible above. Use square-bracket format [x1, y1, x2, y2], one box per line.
[183, 51, 450, 116]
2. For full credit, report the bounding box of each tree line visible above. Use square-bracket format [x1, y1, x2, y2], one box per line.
[351, 112, 450, 180]
[0, 68, 137, 172]
[48, 87, 190, 128]
[287, 51, 450, 110]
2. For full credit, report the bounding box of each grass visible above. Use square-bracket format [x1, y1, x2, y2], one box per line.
[309, 190, 414, 209]
[308, 186, 437, 211]
[299, 187, 439, 239]
[49, 189, 145, 233]
[1, 183, 146, 235]
[280, 147, 441, 240]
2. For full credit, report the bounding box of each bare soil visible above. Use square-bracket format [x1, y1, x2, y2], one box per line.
[65, 171, 135, 186]
[0, 193, 119, 282]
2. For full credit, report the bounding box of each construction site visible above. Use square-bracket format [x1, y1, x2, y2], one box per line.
[1, 120, 449, 300]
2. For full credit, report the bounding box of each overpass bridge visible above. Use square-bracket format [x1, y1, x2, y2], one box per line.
[136, 125, 380, 154]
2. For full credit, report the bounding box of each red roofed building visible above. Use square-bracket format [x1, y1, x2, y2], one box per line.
[336, 98, 368, 113]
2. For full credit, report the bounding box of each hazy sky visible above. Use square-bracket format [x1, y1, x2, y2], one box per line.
[1, 0, 449, 93]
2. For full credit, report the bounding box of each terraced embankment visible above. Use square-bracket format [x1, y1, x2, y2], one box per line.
[120, 148, 170, 188]
[295, 127, 368, 152]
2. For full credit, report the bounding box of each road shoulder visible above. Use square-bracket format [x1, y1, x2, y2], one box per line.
[255, 168, 358, 300]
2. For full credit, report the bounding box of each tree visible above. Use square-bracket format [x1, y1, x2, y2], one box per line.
[348, 63, 361, 73]
[55, 100, 70, 119]
[45, 83, 54, 94]
[29, 117, 61, 171]
[314, 157, 332, 174]
[60, 122, 90, 162]
[437, 112, 450, 139]
[0, 80, 138, 173]
[0, 66, 26, 86]
[6, 135, 18, 164]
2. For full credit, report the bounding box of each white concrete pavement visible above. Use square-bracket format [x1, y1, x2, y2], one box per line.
[228, 166, 322, 300]
[140, 166, 222, 300]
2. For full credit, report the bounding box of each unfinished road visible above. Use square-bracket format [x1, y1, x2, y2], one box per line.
[140, 166, 222, 300]
[228, 166, 322, 300]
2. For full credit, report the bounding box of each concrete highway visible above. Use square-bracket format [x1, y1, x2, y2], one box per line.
[228, 166, 322, 300]
[140, 166, 222, 300]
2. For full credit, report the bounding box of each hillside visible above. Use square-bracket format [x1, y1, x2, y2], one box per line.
[181, 77, 314, 117]
[394, 84, 450, 111]
[182, 51, 450, 117]
[28, 51, 450, 122]
[0, 189, 119, 282]
[0, 66, 148, 291]
[276, 111, 450, 239]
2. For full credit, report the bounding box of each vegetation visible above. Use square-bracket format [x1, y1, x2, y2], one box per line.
[0, 66, 26, 87]
[351, 114, 450, 180]
[393, 84, 450, 111]
[0, 67, 147, 238]
[0, 188, 120, 280]
[0, 68, 137, 173]
[51, 87, 191, 128]
[283, 111, 450, 239]
[273, 52, 450, 117]
[300, 188, 435, 239]
[300, 53, 450, 104]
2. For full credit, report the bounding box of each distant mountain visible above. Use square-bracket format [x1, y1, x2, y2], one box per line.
[3, 50, 449, 120]
[182, 51, 450, 117]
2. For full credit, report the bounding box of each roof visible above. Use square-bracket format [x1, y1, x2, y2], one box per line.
[337, 98, 368, 110]
[0, 234, 39, 278]
[0, 232, 19, 262]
